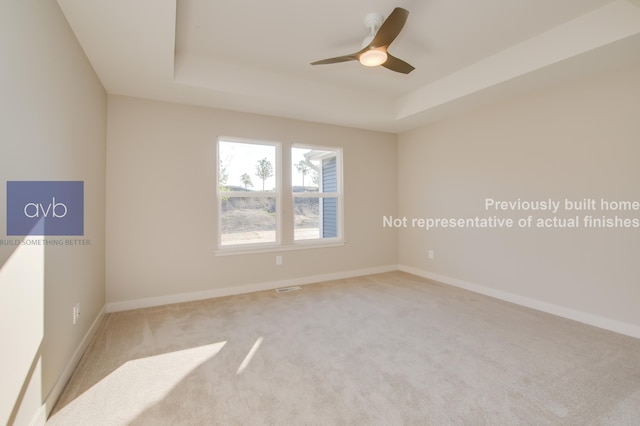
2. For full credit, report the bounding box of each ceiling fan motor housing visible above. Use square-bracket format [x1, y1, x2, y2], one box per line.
[361, 12, 384, 48]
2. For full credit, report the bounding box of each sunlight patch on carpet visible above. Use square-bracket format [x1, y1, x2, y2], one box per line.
[48, 341, 226, 425]
[236, 336, 263, 375]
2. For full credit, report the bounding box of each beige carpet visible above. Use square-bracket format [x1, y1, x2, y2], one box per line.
[48, 272, 640, 425]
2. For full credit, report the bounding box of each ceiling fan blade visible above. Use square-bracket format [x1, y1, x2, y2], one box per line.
[311, 54, 358, 65]
[370, 7, 409, 49]
[382, 53, 415, 74]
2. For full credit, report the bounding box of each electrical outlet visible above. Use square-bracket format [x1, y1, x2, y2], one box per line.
[73, 302, 80, 325]
[428, 250, 434, 259]
[276, 255, 283, 266]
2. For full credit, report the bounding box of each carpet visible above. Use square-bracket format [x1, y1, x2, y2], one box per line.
[47, 272, 640, 425]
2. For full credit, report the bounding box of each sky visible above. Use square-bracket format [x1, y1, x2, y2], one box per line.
[219, 141, 316, 189]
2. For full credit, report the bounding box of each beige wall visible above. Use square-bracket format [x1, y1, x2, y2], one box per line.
[2, 2, 638, 422]
[398, 62, 640, 330]
[106, 96, 397, 305]
[0, 0, 106, 424]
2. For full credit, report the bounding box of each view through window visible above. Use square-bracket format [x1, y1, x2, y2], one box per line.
[292, 146, 341, 241]
[218, 140, 279, 247]
[218, 139, 342, 249]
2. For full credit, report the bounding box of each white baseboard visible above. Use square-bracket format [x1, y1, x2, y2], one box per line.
[106, 265, 398, 313]
[399, 265, 640, 340]
[107, 263, 640, 338]
[35, 305, 106, 425]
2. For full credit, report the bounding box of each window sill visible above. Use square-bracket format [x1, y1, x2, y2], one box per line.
[215, 240, 346, 256]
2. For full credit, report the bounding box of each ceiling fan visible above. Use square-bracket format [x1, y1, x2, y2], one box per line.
[311, 7, 414, 74]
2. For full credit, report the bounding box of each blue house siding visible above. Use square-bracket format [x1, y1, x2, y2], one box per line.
[322, 157, 337, 238]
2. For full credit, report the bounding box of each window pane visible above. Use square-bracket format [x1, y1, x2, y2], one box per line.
[220, 141, 276, 191]
[294, 197, 338, 240]
[221, 197, 276, 246]
[292, 147, 337, 193]
[294, 197, 319, 240]
[321, 197, 338, 238]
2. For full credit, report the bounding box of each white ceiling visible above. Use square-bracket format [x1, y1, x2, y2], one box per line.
[57, 0, 640, 133]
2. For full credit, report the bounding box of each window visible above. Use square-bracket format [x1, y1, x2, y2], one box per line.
[217, 138, 342, 252]
[218, 139, 280, 247]
[292, 146, 342, 241]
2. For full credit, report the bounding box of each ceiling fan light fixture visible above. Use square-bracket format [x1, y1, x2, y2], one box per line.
[359, 49, 388, 67]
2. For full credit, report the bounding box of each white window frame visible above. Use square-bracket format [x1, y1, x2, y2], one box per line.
[292, 144, 344, 245]
[216, 138, 344, 255]
[216, 137, 282, 251]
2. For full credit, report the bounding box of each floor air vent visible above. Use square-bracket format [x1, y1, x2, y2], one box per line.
[275, 286, 301, 293]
